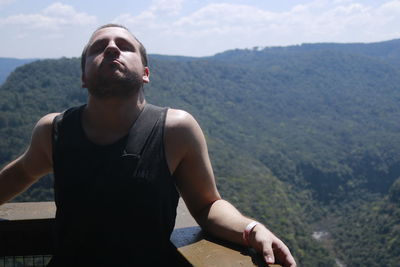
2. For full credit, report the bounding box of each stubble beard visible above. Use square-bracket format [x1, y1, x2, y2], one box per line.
[87, 68, 144, 99]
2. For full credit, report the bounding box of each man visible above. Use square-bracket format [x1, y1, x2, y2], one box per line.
[0, 24, 296, 266]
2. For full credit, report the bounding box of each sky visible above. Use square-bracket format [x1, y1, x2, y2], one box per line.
[1, 0, 400, 59]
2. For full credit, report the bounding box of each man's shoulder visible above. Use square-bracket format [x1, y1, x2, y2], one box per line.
[30, 113, 61, 143]
[165, 108, 198, 130]
[164, 108, 206, 174]
[36, 113, 61, 129]
[37, 104, 84, 129]
[165, 108, 205, 148]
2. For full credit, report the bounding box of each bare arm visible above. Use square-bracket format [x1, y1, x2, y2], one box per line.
[0, 113, 57, 205]
[165, 109, 296, 267]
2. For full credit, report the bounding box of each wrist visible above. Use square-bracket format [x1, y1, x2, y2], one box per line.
[242, 221, 260, 246]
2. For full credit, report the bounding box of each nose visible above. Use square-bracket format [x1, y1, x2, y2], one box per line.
[104, 41, 120, 58]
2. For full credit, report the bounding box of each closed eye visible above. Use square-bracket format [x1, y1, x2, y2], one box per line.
[87, 37, 136, 55]
[116, 39, 135, 52]
[88, 40, 107, 55]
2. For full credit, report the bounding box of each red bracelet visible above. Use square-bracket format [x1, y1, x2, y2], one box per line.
[243, 221, 260, 246]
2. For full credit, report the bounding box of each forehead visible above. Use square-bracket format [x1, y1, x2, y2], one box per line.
[88, 27, 139, 46]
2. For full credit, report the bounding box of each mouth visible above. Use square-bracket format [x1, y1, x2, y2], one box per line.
[102, 59, 124, 70]
[110, 59, 123, 66]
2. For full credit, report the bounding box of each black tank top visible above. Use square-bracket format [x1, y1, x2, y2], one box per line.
[50, 104, 180, 266]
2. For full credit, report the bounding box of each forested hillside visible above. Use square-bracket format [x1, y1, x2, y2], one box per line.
[1, 39, 400, 266]
[0, 58, 35, 84]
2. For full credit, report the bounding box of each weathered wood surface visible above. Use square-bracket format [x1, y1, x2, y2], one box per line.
[171, 227, 282, 267]
[0, 198, 194, 226]
[0, 200, 281, 266]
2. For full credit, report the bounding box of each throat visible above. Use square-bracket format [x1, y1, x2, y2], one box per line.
[82, 91, 146, 145]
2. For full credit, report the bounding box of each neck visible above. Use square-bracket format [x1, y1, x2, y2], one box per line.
[82, 88, 146, 145]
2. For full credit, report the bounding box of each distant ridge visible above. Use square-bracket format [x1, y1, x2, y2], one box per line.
[214, 38, 400, 65]
[149, 54, 199, 62]
[0, 57, 36, 84]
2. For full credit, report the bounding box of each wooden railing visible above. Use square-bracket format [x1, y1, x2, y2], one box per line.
[0, 199, 281, 266]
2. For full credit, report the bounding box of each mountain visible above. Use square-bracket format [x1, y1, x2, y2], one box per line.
[0, 57, 36, 84]
[214, 38, 400, 67]
[1, 39, 400, 266]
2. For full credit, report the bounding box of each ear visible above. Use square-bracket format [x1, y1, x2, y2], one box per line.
[142, 67, 150, 83]
[81, 73, 87, 88]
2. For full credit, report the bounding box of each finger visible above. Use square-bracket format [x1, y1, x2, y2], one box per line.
[274, 243, 297, 267]
[263, 246, 275, 264]
[283, 253, 297, 267]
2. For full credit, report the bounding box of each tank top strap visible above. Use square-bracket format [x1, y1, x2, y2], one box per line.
[124, 103, 168, 157]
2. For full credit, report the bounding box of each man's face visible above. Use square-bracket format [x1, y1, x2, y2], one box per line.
[82, 27, 149, 98]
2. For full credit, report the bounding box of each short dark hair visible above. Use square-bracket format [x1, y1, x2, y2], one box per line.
[80, 24, 148, 74]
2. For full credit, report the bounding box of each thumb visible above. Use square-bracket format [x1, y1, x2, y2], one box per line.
[263, 247, 275, 264]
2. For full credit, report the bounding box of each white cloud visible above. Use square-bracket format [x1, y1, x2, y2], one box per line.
[0, 2, 97, 30]
[110, 0, 400, 56]
[149, 0, 184, 16]
[0, 0, 14, 6]
[1, 14, 55, 29]
[378, 0, 400, 16]
[291, 0, 400, 42]
[174, 3, 276, 28]
[2, 0, 400, 58]
[113, 0, 185, 33]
